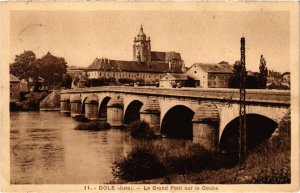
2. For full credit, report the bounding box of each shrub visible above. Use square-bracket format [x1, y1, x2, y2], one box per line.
[251, 159, 290, 183]
[149, 142, 217, 174]
[112, 145, 166, 181]
[118, 78, 135, 85]
[129, 120, 156, 139]
[75, 121, 111, 131]
[21, 91, 49, 111]
[246, 109, 291, 184]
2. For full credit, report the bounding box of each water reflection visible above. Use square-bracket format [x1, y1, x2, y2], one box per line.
[10, 111, 189, 184]
[10, 111, 135, 184]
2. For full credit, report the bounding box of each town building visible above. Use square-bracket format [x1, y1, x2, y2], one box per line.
[160, 73, 193, 88]
[67, 66, 87, 79]
[86, 26, 185, 84]
[10, 74, 20, 103]
[186, 63, 232, 88]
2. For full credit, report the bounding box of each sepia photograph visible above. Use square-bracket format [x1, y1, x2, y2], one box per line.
[1, 2, 299, 192]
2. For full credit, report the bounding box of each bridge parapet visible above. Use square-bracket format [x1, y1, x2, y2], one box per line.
[61, 86, 290, 105]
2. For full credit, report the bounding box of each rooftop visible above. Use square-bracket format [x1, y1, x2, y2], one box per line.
[87, 58, 182, 73]
[190, 63, 233, 73]
[161, 73, 189, 80]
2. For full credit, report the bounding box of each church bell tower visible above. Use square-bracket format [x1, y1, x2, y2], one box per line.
[133, 25, 151, 62]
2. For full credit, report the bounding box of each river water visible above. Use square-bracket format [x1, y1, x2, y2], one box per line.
[10, 111, 190, 184]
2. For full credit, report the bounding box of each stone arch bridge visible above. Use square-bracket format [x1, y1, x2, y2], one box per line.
[61, 86, 290, 153]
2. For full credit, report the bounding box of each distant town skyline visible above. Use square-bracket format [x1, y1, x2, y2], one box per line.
[10, 11, 290, 72]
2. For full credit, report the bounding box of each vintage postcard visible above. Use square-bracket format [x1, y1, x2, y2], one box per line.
[0, 2, 299, 193]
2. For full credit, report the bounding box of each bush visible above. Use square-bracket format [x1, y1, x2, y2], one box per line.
[246, 109, 291, 184]
[84, 77, 117, 87]
[21, 91, 49, 111]
[75, 121, 111, 131]
[251, 159, 290, 184]
[118, 78, 135, 85]
[129, 120, 156, 139]
[149, 142, 217, 174]
[112, 145, 166, 181]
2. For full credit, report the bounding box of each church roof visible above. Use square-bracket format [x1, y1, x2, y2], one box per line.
[151, 51, 166, 61]
[87, 58, 182, 73]
[10, 74, 20, 82]
[151, 51, 182, 62]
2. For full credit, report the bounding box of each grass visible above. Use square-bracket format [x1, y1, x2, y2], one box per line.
[112, 109, 291, 184]
[112, 141, 216, 181]
[75, 121, 111, 131]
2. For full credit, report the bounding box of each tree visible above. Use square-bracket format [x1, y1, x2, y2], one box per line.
[62, 73, 73, 89]
[34, 52, 67, 86]
[258, 55, 268, 89]
[10, 51, 38, 81]
[229, 61, 241, 88]
[229, 60, 260, 89]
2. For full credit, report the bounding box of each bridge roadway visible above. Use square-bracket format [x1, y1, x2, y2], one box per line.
[61, 86, 290, 153]
[62, 86, 290, 104]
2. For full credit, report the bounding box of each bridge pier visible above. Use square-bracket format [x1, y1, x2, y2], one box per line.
[192, 105, 219, 152]
[60, 95, 70, 115]
[140, 98, 161, 135]
[85, 97, 99, 121]
[107, 97, 124, 127]
[70, 95, 82, 118]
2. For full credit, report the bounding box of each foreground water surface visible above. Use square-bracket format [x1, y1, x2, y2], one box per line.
[10, 111, 137, 184]
[10, 111, 189, 184]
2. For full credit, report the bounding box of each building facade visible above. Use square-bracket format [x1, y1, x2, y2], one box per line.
[186, 63, 232, 88]
[67, 66, 87, 79]
[10, 74, 20, 103]
[87, 26, 185, 84]
[159, 73, 189, 88]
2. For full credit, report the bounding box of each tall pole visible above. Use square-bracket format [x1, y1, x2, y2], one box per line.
[239, 37, 247, 166]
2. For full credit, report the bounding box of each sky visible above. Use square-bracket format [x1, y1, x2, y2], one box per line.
[10, 10, 290, 72]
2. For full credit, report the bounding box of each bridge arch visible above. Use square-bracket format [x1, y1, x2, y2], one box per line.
[219, 113, 278, 155]
[161, 105, 195, 139]
[124, 100, 144, 125]
[98, 96, 111, 121]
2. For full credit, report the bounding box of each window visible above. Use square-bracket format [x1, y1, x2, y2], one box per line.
[194, 71, 197, 73]
[10, 93, 12, 96]
[10, 84, 12, 88]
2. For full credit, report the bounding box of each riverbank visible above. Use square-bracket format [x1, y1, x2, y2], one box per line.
[10, 91, 49, 111]
[40, 90, 61, 110]
[112, 109, 291, 184]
